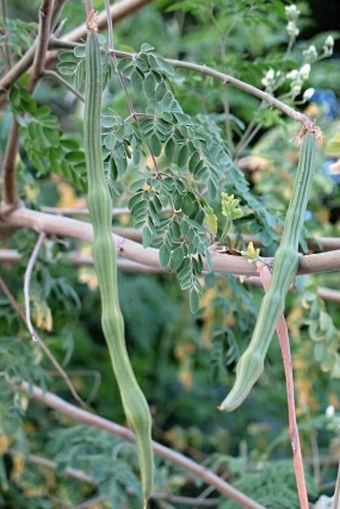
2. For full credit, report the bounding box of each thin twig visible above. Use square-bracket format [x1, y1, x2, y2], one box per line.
[43, 69, 85, 101]
[333, 461, 340, 509]
[0, 0, 12, 70]
[0, 236, 87, 407]
[210, 11, 234, 154]
[23, 234, 86, 407]
[28, 0, 54, 90]
[22, 453, 96, 485]
[73, 497, 106, 509]
[44, 41, 317, 133]
[45, 369, 101, 404]
[166, 58, 315, 130]
[83, 0, 93, 17]
[152, 493, 220, 506]
[243, 276, 340, 304]
[0, 276, 87, 408]
[8, 379, 267, 509]
[309, 421, 321, 486]
[258, 263, 309, 509]
[234, 122, 263, 157]
[49, 36, 83, 49]
[233, 101, 266, 158]
[222, 84, 234, 152]
[104, 0, 160, 175]
[103, 49, 315, 130]
[23, 232, 46, 342]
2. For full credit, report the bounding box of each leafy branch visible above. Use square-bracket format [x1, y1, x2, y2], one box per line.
[6, 378, 267, 509]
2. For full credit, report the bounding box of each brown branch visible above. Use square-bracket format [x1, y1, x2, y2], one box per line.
[258, 264, 309, 509]
[11, 451, 221, 506]
[0, 43, 37, 96]
[244, 276, 340, 304]
[0, 0, 154, 100]
[28, 0, 54, 90]
[0, 0, 68, 102]
[1, 207, 340, 277]
[63, 0, 154, 43]
[0, 0, 13, 70]
[2, 0, 55, 204]
[35, 208, 340, 253]
[20, 453, 97, 486]
[50, 0, 69, 28]
[42, 36, 318, 133]
[7, 379, 266, 509]
[2, 248, 340, 302]
[166, 58, 314, 129]
[0, 0, 315, 138]
[41, 206, 131, 216]
[97, 48, 315, 130]
[1, 118, 19, 204]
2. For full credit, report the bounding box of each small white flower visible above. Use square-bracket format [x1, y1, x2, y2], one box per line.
[325, 35, 334, 48]
[303, 45, 318, 63]
[322, 35, 334, 57]
[261, 69, 277, 91]
[265, 69, 275, 80]
[325, 405, 335, 418]
[291, 83, 302, 97]
[300, 63, 311, 80]
[261, 78, 270, 89]
[287, 69, 299, 80]
[285, 4, 300, 20]
[287, 20, 299, 38]
[303, 88, 315, 101]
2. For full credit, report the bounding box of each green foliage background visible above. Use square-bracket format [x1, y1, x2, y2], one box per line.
[0, 1, 339, 508]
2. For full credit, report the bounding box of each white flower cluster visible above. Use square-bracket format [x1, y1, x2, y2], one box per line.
[303, 35, 334, 64]
[260, 8, 335, 103]
[287, 20, 299, 39]
[303, 44, 318, 64]
[322, 35, 334, 57]
[285, 4, 300, 20]
[261, 69, 281, 93]
[286, 63, 311, 97]
[285, 4, 300, 39]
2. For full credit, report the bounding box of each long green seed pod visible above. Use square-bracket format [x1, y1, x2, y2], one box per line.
[84, 16, 154, 504]
[219, 132, 316, 412]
